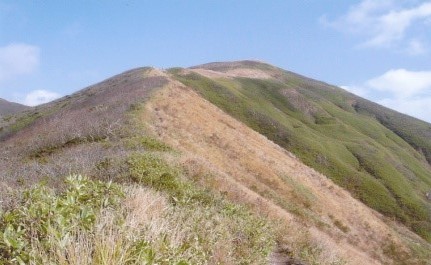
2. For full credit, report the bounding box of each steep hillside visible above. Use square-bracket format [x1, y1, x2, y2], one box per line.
[142, 80, 431, 264]
[169, 61, 431, 242]
[0, 62, 430, 264]
[0, 98, 28, 116]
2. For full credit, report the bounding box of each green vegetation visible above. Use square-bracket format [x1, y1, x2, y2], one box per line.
[0, 175, 123, 264]
[2, 61, 431, 263]
[124, 136, 172, 152]
[0, 111, 41, 140]
[125, 152, 275, 263]
[170, 69, 431, 241]
[0, 151, 275, 264]
[354, 98, 431, 165]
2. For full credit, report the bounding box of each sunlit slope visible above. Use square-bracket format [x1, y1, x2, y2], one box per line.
[1, 64, 430, 264]
[169, 61, 431, 241]
[142, 80, 430, 264]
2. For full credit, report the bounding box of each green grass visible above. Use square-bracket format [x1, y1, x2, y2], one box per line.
[170, 69, 431, 241]
[124, 136, 173, 152]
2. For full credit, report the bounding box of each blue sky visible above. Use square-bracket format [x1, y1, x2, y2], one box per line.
[1, 1, 431, 122]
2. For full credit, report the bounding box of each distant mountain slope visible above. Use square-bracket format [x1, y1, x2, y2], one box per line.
[353, 98, 431, 165]
[170, 61, 431, 241]
[0, 98, 28, 116]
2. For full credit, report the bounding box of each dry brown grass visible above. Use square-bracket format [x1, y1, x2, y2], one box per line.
[142, 77, 431, 264]
[190, 68, 273, 79]
[30, 184, 274, 265]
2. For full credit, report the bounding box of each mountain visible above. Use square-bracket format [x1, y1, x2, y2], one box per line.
[0, 98, 28, 116]
[172, 61, 431, 240]
[0, 62, 430, 264]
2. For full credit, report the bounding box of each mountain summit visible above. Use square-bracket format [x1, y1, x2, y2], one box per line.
[0, 61, 430, 264]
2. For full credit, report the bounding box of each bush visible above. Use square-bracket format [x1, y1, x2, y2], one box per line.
[127, 153, 180, 191]
[127, 153, 215, 206]
[0, 175, 123, 264]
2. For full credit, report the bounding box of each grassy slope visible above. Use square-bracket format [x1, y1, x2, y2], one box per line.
[353, 98, 431, 165]
[1, 62, 431, 264]
[142, 81, 431, 264]
[169, 63, 431, 241]
[0, 69, 275, 264]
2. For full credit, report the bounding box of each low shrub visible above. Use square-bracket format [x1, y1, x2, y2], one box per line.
[0, 175, 123, 264]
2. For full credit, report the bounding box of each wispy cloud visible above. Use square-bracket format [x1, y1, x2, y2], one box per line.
[322, 0, 431, 54]
[367, 69, 431, 98]
[340, 85, 370, 97]
[342, 69, 431, 122]
[0, 43, 40, 81]
[406, 39, 426, 55]
[23, 90, 61, 106]
[377, 97, 431, 122]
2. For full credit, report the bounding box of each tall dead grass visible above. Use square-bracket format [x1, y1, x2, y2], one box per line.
[31, 185, 274, 265]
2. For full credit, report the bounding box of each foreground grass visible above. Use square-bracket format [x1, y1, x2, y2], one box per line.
[0, 154, 275, 264]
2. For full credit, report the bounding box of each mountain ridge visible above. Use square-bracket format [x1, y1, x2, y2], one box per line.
[0, 61, 430, 264]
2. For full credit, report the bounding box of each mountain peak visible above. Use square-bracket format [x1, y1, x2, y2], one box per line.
[190, 60, 274, 72]
[186, 60, 281, 80]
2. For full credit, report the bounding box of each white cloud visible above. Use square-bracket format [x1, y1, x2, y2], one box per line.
[340, 85, 369, 97]
[24, 90, 61, 106]
[342, 68, 431, 123]
[0, 43, 40, 81]
[406, 39, 426, 55]
[323, 0, 431, 53]
[378, 97, 431, 122]
[366, 69, 431, 98]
